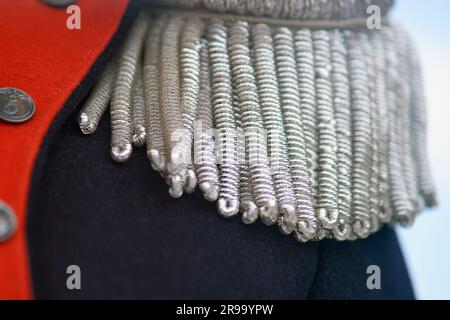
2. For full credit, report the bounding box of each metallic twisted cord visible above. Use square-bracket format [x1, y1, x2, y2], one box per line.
[345, 30, 371, 239]
[110, 13, 149, 162]
[329, 29, 353, 240]
[79, 57, 117, 135]
[252, 23, 297, 234]
[370, 30, 393, 223]
[382, 27, 414, 226]
[407, 35, 437, 209]
[301, 0, 323, 20]
[228, 54, 257, 224]
[236, 100, 258, 225]
[208, 20, 240, 217]
[148, 0, 394, 20]
[358, 31, 381, 234]
[144, 17, 167, 172]
[77, 7, 436, 243]
[131, 60, 146, 147]
[160, 16, 188, 197]
[239, 167, 259, 224]
[293, 29, 318, 201]
[233, 71, 258, 224]
[273, 27, 316, 242]
[194, 39, 220, 202]
[228, 21, 278, 225]
[313, 30, 339, 231]
[395, 27, 422, 221]
[180, 18, 205, 193]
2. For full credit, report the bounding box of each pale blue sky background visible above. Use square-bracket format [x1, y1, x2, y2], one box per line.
[391, 0, 450, 300]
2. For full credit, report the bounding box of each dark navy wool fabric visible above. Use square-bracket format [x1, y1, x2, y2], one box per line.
[27, 108, 415, 299]
[25, 1, 415, 300]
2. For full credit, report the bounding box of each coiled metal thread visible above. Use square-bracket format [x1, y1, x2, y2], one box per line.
[208, 20, 240, 217]
[383, 27, 414, 226]
[330, 29, 353, 240]
[294, 29, 318, 201]
[236, 100, 257, 224]
[407, 35, 437, 209]
[273, 27, 316, 242]
[252, 23, 297, 234]
[79, 57, 117, 135]
[345, 31, 372, 239]
[131, 60, 146, 148]
[358, 31, 381, 233]
[110, 12, 149, 163]
[160, 16, 188, 199]
[180, 18, 205, 193]
[232, 40, 257, 225]
[194, 39, 220, 202]
[144, 17, 167, 172]
[78, 7, 436, 243]
[150, 0, 394, 21]
[395, 27, 422, 223]
[370, 30, 393, 224]
[229, 21, 278, 225]
[313, 30, 339, 231]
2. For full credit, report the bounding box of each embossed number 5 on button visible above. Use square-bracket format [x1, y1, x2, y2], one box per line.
[0, 88, 35, 123]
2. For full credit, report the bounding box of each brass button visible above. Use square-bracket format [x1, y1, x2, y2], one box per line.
[0, 201, 17, 242]
[0, 88, 35, 123]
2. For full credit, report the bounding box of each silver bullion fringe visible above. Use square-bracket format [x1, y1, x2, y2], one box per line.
[370, 30, 393, 224]
[395, 26, 422, 221]
[383, 27, 414, 226]
[110, 12, 149, 163]
[358, 31, 381, 234]
[329, 30, 353, 240]
[240, 165, 259, 224]
[345, 31, 372, 239]
[160, 16, 188, 198]
[235, 87, 258, 224]
[407, 35, 437, 209]
[273, 27, 317, 242]
[208, 20, 240, 217]
[144, 17, 167, 172]
[228, 21, 278, 225]
[392, 27, 417, 224]
[194, 39, 220, 202]
[79, 57, 117, 135]
[131, 60, 147, 148]
[294, 29, 318, 206]
[313, 30, 339, 232]
[180, 18, 205, 193]
[233, 51, 257, 225]
[252, 23, 297, 234]
[78, 9, 437, 243]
